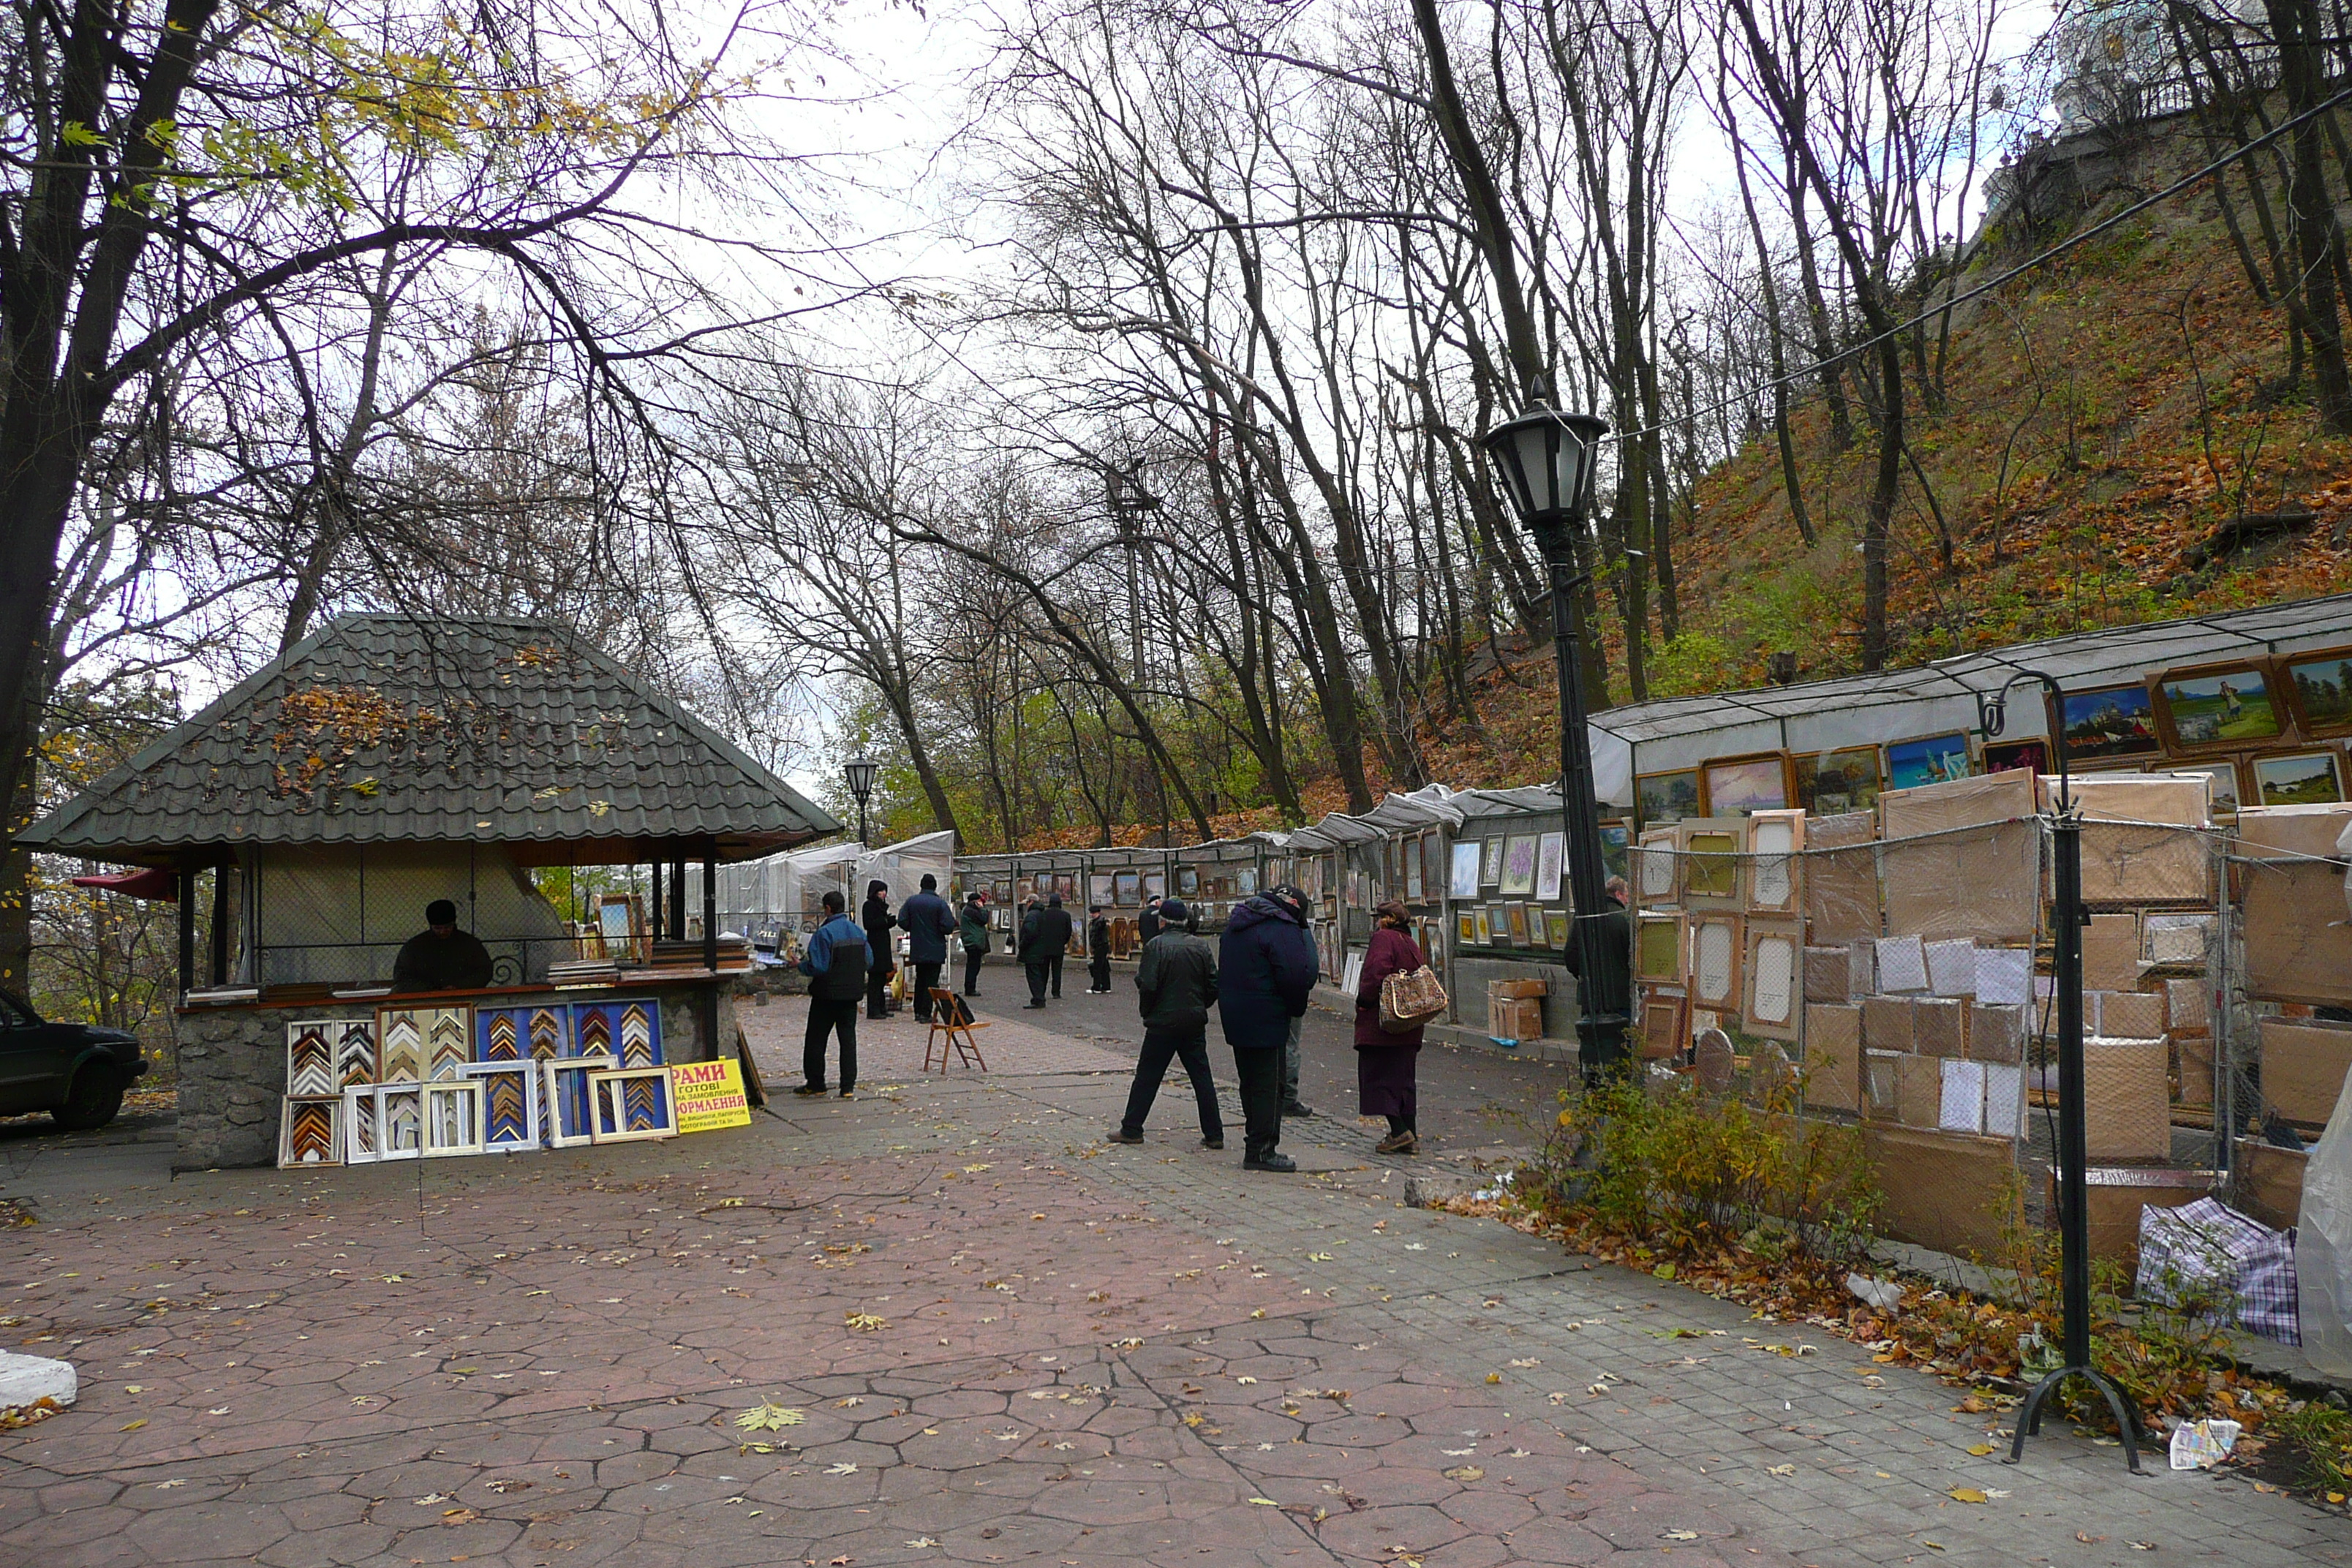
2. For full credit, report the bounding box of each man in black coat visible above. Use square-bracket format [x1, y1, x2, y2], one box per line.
[1017, 894, 1074, 1009]
[1561, 875, 1635, 1084]
[1215, 886, 1319, 1172]
[1109, 900, 1221, 1148]
[860, 881, 897, 1019]
[898, 873, 958, 1022]
[391, 899, 493, 992]
[1137, 900, 1162, 946]
[1087, 905, 1113, 993]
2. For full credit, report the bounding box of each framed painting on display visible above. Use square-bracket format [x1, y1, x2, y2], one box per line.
[2250, 749, 2345, 805]
[1980, 739, 2048, 777]
[1115, 871, 1141, 905]
[2054, 683, 2161, 761]
[2281, 644, 2352, 736]
[1088, 873, 1114, 906]
[1795, 748, 1882, 815]
[1535, 832, 1564, 901]
[1480, 837, 1506, 886]
[1456, 909, 1478, 943]
[1500, 834, 1539, 894]
[1421, 836, 1441, 902]
[1678, 820, 1743, 908]
[1405, 833, 1425, 901]
[1885, 732, 1974, 790]
[2158, 758, 2243, 816]
[1702, 753, 1790, 816]
[2152, 660, 2286, 751]
[1637, 769, 1702, 826]
[1504, 902, 1531, 944]
[1543, 909, 1572, 949]
[1450, 841, 1482, 899]
[1472, 907, 1493, 946]
[1488, 905, 1515, 947]
[1237, 866, 1259, 895]
[1178, 867, 1200, 896]
[1600, 821, 1630, 883]
[1143, 872, 1165, 902]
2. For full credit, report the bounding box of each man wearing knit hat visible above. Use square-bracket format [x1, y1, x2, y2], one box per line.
[391, 899, 494, 993]
[1108, 898, 1222, 1149]
[1215, 884, 1318, 1172]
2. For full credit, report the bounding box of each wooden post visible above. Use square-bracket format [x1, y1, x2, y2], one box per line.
[209, 864, 230, 984]
[177, 870, 197, 1001]
[651, 860, 663, 942]
[702, 847, 719, 1060]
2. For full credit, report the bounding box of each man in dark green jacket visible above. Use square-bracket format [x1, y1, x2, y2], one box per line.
[1108, 900, 1223, 1149]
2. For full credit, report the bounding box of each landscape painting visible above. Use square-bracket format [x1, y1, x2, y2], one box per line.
[2157, 665, 2283, 747]
[2285, 647, 2352, 734]
[1637, 769, 1701, 826]
[1794, 748, 1881, 814]
[2058, 684, 2160, 760]
[2252, 750, 2345, 805]
[1703, 755, 1787, 815]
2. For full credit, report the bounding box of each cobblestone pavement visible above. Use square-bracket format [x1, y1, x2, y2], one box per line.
[0, 1012, 2343, 1567]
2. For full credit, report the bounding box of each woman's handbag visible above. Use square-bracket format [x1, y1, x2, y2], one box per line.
[1379, 966, 1449, 1033]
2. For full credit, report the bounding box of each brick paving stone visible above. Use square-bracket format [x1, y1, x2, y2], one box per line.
[0, 1039, 2343, 1567]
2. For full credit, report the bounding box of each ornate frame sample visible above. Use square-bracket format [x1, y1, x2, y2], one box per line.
[278, 1096, 342, 1167]
[589, 1067, 678, 1144]
[2052, 682, 2162, 762]
[477, 1003, 568, 1064]
[1702, 752, 1791, 817]
[1678, 820, 1744, 908]
[461, 1060, 542, 1153]
[421, 1081, 484, 1157]
[331, 1020, 375, 1091]
[2151, 657, 2286, 752]
[1744, 809, 1806, 916]
[2250, 748, 2345, 805]
[374, 1006, 429, 1082]
[1636, 767, 1702, 827]
[1741, 916, 1803, 1041]
[2280, 644, 2352, 736]
[284, 1020, 337, 1099]
[543, 1053, 621, 1148]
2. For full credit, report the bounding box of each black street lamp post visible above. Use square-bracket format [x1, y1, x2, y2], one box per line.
[1477, 383, 1629, 1078]
[845, 755, 881, 849]
[1980, 674, 2146, 1474]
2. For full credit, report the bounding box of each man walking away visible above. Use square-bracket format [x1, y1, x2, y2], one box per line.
[1216, 885, 1319, 1172]
[958, 892, 991, 997]
[1137, 899, 1162, 947]
[1087, 905, 1114, 992]
[1018, 894, 1073, 1009]
[796, 890, 867, 1098]
[899, 874, 958, 1022]
[1561, 875, 1636, 1087]
[1109, 899, 1224, 1148]
[860, 881, 897, 1020]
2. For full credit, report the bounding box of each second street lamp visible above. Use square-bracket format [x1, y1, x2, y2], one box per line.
[844, 755, 881, 848]
[1476, 382, 1629, 1079]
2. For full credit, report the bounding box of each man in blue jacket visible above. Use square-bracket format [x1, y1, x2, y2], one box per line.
[898, 873, 959, 1022]
[797, 889, 869, 1098]
[1216, 885, 1319, 1172]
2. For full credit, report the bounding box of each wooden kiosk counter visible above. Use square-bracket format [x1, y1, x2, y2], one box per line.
[18, 614, 837, 1171]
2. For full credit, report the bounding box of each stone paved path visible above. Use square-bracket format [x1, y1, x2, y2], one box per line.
[0, 1000, 2343, 1567]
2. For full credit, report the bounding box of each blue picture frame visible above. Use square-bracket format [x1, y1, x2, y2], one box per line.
[1885, 732, 1975, 791]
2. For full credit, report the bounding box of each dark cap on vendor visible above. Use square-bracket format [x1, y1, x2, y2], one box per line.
[391, 898, 494, 993]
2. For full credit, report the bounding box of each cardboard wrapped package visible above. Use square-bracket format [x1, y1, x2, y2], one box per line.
[1864, 1126, 2022, 1259]
[1804, 811, 1880, 945]
[2258, 1016, 2352, 1125]
[1865, 1050, 1904, 1119]
[2231, 1137, 2308, 1231]
[2095, 990, 2166, 1040]
[1879, 772, 2039, 943]
[2163, 976, 2210, 1034]
[1804, 946, 1851, 1004]
[2081, 913, 2144, 993]
[1913, 998, 1966, 1059]
[2236, 804, 2352, 1008]
[1862, 995, 1915, 1054]
[1803, 1003, 1863, 1113]
[2051, 773, 2215, 905]
[2176, 1034, 2215, 1109]
[2081, 1037, 2172, 1160]
[1967, 1002, 2027, 1066]
[1897, 1052, 1944, 1129]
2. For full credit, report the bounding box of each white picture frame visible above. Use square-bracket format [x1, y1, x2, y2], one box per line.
[460, 1060, 543, 1153]
[1534, 832, 1564, 902]
[543, 1053, 620, 1149]
[422, 1080, 485, 1157]
[343, 1083, 423, 1164]
[1450, 840, 1481, 900]
[587, 1066, 679, 1144]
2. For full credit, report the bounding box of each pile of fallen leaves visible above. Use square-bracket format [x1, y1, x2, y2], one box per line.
[1448, 1177, 2331, 1496]
[0, 1397, 64, 1431]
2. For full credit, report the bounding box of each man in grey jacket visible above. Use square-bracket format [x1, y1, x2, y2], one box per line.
[1108, 900, 1224, 1149]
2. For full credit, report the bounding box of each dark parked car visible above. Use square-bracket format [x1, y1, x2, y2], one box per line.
[0, 988, 147, 1129]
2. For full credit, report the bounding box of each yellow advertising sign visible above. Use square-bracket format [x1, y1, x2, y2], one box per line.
[670, 1059, 753, 1134]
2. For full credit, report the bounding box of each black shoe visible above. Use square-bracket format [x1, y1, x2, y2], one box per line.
[1243, 1150, 1297, 1173]
[1280, 1101, 1313, 1118]
[792, 1084, 828, 1097]
[1201, 1135, 1225, 1150]
[1023, 1000, 1047, 1009]
[838, 1089, 854, 1100]
[1108, 1128, 1144, 1145]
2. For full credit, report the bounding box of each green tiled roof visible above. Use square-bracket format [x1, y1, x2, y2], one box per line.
[20, 616, 840, 865]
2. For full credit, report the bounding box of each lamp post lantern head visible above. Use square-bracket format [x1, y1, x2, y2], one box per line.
[1477, 385, 1609, 547]
[844, 755, 881, 805]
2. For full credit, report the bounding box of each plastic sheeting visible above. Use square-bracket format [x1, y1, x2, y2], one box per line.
[686, 831, 957, 930]
[2298, 1061, 2352, 1375]
[252, 843, 570, 985]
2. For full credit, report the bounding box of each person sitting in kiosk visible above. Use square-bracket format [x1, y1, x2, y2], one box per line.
[391, 899, 494, 992]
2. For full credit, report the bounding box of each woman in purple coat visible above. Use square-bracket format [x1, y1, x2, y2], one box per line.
[1354, 900, 1425, 1154]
